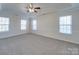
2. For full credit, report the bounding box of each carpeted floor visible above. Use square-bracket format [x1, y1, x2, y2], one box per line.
[0, 33, 79, 55]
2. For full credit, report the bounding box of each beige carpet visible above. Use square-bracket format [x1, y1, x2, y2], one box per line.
[0, 33, 79, 55]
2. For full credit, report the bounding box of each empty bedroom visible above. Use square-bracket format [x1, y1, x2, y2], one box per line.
[0, 3, 79, 55]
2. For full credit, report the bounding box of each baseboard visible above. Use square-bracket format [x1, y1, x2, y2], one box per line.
[0, 33, 29, 40]
[33, 33, 79, 45]
[1, 32, 79, 45]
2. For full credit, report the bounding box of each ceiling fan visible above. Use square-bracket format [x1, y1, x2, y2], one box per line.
[26, 3, 40, 13]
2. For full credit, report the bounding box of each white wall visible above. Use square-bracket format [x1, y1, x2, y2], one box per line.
[0, 7, 79, 44]
[34, 10, 79, 44]
[0, 14, 29, 39]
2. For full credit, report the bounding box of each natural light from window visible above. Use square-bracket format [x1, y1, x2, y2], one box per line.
[32, 19, 37, 31]
[59, 15, 72, 34]
[0, 17, 9, 32]
[21, 20, 27, 30]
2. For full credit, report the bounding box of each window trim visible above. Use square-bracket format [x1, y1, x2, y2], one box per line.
[0, 17, 9, 32]
[21, 19, 27, 30]
[32, 19, 37, 31]
[59, 15, 72, 34]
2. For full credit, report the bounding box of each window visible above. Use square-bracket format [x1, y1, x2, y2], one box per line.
[32, 20, 37, 31]
[21, 20, 27, 30]
[59, 15, 72, 34]
[0, 17, 9, 32]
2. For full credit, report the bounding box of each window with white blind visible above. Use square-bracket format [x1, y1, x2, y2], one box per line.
[32, 20, 37, 31]
[59, 15, 72, 34]
[0, 17, 9, 32]
[21, 20, 27, 30]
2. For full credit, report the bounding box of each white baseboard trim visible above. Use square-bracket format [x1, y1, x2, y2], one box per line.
[0, 32, 29, 39]
[33, 33, 79, 45]
[0, 32, 79, 45]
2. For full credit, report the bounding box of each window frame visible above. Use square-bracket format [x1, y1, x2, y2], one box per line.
[21, 19, 27, 30]
[0, 17, 9, 32]
[32, 19, 37, 31]
[59, 15, 72, 34]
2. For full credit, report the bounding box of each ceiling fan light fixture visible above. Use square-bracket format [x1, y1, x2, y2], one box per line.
[26, 3, 40, 13]
[29, 8, 34, 12]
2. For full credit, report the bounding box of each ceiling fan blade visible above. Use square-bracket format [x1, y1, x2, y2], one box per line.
[34, 9, 37, 13]
[29, 3, 33, 8]
[34, 7, 40, 9]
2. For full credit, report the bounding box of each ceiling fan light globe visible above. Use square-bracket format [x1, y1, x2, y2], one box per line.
[29, 9, 32, 12]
